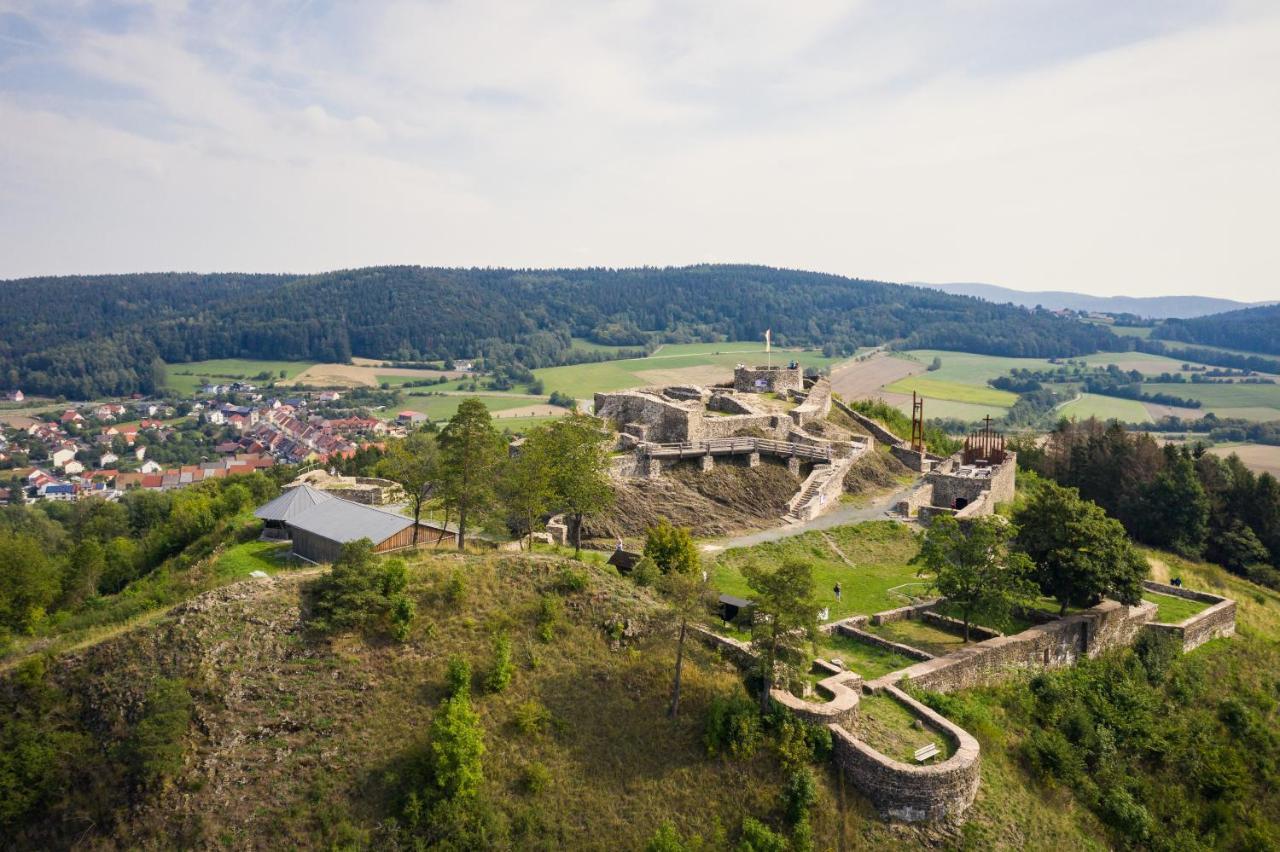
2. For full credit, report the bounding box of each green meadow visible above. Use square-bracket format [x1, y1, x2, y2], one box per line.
[883, 375, 1018, 407]
[1057, 393, 1152, 424]
[165, 359, 315, 394]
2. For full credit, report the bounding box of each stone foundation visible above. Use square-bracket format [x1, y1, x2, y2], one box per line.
[1141, 580, 1236, 651]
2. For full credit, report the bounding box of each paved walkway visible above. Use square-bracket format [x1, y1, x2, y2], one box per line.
[700, 483, 916, 553]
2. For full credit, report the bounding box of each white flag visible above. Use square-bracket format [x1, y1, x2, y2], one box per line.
[764, 328, 771, 352]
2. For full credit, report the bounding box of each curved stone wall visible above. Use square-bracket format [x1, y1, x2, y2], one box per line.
[829, 684, 980, 823]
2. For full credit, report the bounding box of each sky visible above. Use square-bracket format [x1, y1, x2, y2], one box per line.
[0, 1, 1277, 299]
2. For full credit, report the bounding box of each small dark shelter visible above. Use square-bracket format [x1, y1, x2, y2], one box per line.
[718, 593, 755, 625]
[607, 548, 642, 573]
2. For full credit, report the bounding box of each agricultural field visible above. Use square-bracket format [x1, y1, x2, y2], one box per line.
[1077, 350, 1210, 375]
[165, 359, 315, 394]
[1108, 326, 1154, 338]
[883, 376, 1018, 407]
[397, 392, 567, 422]
[534, 343, 845, 399]
[1141, 382, 1280, 420]
[1206, 443, 1280, 477]
[1056, 392, 1152, 424]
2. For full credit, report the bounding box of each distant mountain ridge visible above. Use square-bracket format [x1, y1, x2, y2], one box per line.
[917, 281, 1274, 319]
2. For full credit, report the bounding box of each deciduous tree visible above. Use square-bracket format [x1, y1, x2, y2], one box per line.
[545, 412, 613, 556]
[379, 430, 440, 545]
[438, 399, 504, 550]
[743, 559, 819, 715]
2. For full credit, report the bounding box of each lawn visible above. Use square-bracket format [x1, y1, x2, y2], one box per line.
[891, 350, 1058, 386]
[535, 345, 847, 399]
[1108, 326, 1154, 338]
[864, 618, 971, 657]
[815, 631, 918, 679]
[849, 692, 955, 763]
[166, 359, 315, 394]
[569, 336, 636, 353]
[710, 521, 922, 622]
[1145, 591, 1211, 624]
[212, 538, 298, 579]
[1057, 392, 1152, 424]
[883, 376, 1018, 407]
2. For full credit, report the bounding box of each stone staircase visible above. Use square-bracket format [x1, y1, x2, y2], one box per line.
[784, 454, 858, 523]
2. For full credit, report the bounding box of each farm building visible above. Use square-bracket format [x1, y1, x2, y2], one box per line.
[280, 496, 456, 563]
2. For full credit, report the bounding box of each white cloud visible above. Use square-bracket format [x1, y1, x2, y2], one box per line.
[0, 0, 1277, 300]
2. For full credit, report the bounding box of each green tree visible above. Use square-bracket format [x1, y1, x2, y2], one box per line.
[0, 532, 60, 637]
[658, 566, 709, 718]
[60, 540, 106, 610]
[485, 632, 513, 693]
[1140, 449, 1210, 557]
[1014, 481, 1148, 615]
[912, 515, 1036, 641]
[743, 559, 819, 714]
[305, 540, 415, 640]
[378, 430, 441, 545]
[438, 399, 504, 550]
[546, 412, 614, 556]
[428, 692, 486, 801]
[644, 518, 699, 575]
[498, 426, 554, 551]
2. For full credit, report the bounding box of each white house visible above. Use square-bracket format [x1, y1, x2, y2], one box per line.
[99, 452, 120, 467]
[51, 446, 76, 468]
[63, 460, 85, 475]
[139, 460, 163, 474]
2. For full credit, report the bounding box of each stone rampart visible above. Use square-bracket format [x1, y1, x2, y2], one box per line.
[834, 624, 934, 662]
[830, 684, 980, 822]
[886, 599, 1156, 693]
[770, 672, 861, 728]
[833, 398, 907, 447]
[921, 611, 1002, 641]
[870, 600, 942, 625]
[594, 391, 698, 443]
[790, 378, 833, 426]
[1141, 581, 1236, 651]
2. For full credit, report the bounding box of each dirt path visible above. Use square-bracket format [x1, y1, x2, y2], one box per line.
[819, 531, 855, 566]
[700, 482, 915, 553]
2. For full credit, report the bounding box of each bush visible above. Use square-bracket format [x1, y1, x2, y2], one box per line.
[554, 567, 588, 594]
[771, 712, 832, 769]
[127, 678, 194, 790]
[782, 767, 818, 824]
[486, 633, 513, 693]
[445, 656, 471, 697]
[305, 542, 414, 641]
[704, 690, 762, 760]
[645, 820, 689, 852]
[536, 594, 561, 643]
[737, 816, 786, 852]
[520, 761, 550, 795]
[631, 555, 660, 587]
[513, 699, 552, 737]
[445, 569, 467, 604]
[428, 693, 485, 801]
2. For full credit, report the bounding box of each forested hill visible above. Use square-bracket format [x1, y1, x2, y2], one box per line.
[0, 265, 1118, 397]
[1154, 303, 1280, 356]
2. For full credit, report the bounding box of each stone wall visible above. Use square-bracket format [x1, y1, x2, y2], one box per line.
[594, 391, 698, 443]
[921, 611, 1002, 641]
[833, 399, 907, 447]
[1141, 580, 1236, 651]
[833, 623, 934, 662]
[790, 378, 833, 426]
[870, 600, 942, 625]
[734, 364, 803, 394]
[887, 599, 1157, 694]
[829, 685, 980, 822]
[770, 672, 861, 729]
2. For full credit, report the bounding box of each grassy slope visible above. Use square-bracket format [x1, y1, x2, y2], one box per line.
[711, 521, 923, 623]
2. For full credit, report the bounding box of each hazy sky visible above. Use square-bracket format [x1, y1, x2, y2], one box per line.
[1, 1, 1277, 299]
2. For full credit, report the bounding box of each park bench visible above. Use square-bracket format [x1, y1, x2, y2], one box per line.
[914, 743, 940, 763]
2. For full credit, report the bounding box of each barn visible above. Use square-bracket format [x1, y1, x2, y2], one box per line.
[268, 494, 457, 563]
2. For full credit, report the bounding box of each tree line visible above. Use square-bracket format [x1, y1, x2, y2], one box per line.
[1152, 303, 1280, 356]
[1, 265, 1120, 397]
[1013, 419, 1280, 588]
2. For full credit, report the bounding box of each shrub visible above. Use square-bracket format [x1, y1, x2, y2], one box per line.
[445, 656, 471, 698]
[782, 767, 818, 824]
[520, 761, 551, 795]
[704, 690, 762, 760]
[486, 633, 513, 693]
[127, 678, 194, 790]
[554, 567, 588, 594]
[536, 594, 562, 643]
[771, 712, 832, 769]
[305, 542, 414, 641]
[1133, 630, 1180, 685]
[445, 569, 467, 604]
[513, 700, 552, 737]
[1023, 728, 1084, 781]
[737, 816, 786, 852]
[645, 820, 689, 852]
[428, 693, 485, 801]
[631, 555, 660, 587]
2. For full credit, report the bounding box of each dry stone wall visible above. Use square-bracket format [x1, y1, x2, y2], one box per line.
[734, 365, 803, 393]
[1142, 580, 1236, 651]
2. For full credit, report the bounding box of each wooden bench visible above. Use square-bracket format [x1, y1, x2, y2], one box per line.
[914, 743, 940, 763]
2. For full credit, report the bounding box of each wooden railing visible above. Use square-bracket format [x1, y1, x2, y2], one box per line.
[642, 437, 833, 461]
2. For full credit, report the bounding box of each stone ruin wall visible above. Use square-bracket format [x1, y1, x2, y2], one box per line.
[888, 599, 1157, 694]
[734, 365, 803, 394]
[1141, 580, 1237, 651]
[830, 684, 981, 823]
[790, 377, 833, 426]
[593, 391, 697, 443]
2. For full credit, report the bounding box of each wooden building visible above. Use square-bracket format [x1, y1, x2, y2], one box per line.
[273, 494, 457, 563]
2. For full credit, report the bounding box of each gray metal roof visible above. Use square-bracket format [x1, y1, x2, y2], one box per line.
[285, 497, 416, 544]
[254, 484, 335, 523]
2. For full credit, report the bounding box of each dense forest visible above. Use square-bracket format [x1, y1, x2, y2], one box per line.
[1014, 420, 1280, 588]
[0, 266, 1120, 397]
[1153, 303, 1280, 356]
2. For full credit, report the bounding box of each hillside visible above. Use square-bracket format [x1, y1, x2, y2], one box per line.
[4, 536, 1279, 850]
[1154, 303, 1280, 356]
[918, 282, 1272, 319]
[0, 265, 1119, 398]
